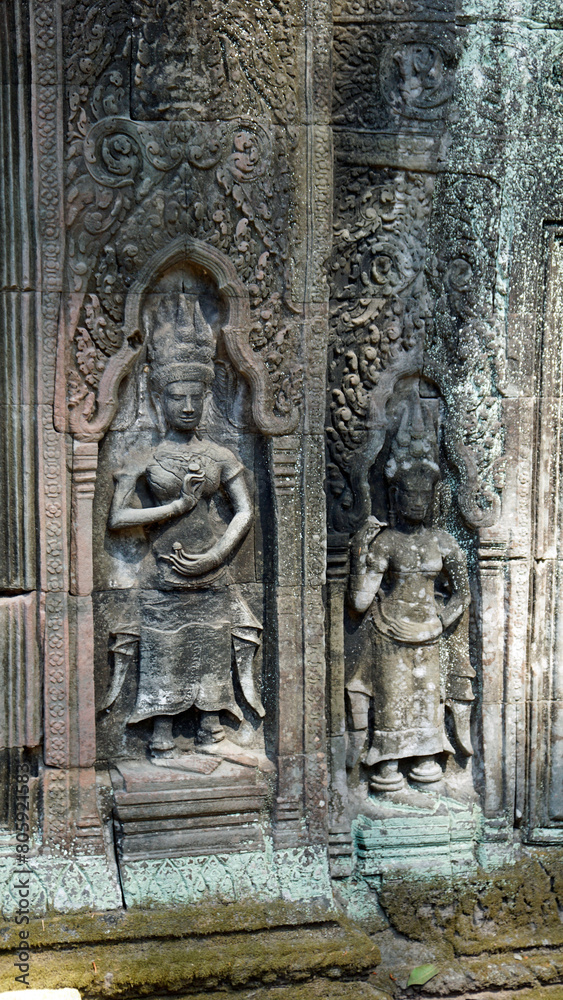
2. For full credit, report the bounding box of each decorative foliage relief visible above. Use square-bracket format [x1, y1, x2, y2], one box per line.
[327, 167, 434, 531]
[326, 166, 505, 533]
[130, 0, 298, 122]
[425, 173, 505, 528]
[333, 21, 460, 131]
[333, 0, 455, 16]
[120, 845, 332, 909]
[62, 0, 301, 437]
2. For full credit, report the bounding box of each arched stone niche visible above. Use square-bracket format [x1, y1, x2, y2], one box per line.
[67, 238, 289, 862]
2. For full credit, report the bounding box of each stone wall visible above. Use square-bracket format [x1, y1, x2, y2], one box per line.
[1, 0, 563, 995]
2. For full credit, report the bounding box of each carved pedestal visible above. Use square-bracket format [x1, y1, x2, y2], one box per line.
[111, 760, 269, 860]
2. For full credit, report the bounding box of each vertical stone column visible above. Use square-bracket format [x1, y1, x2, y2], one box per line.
[526, 225, 563, 841]
[272, 434, 306, 843]
[326, 536, 352, 875]
[478, 537, 508, 821]
[70, 440, 98, 767]
[272, 0, 332, 849]
[301, 0, 333, 847]
[29, 0, 114, 886]
[30, 0, 72, 776]
[0, 0, 41, 783]
[0, 0, 36, 593]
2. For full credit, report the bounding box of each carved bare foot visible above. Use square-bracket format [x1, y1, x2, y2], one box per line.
[196, 711, 225, 745]
[149, 715, 175, 757]
[197, 738, 274, 772]
[152, 752, 221, 775]
[408, 755, 443, 784]
[369, 759, 405, 793]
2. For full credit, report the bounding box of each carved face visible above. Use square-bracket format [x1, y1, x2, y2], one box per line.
[161, 380, 205, 431]
[394, 474, 435, 525]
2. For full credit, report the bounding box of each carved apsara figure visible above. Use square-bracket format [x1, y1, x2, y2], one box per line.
[106, 294, 264, 759]
[347, 396, 474, 792]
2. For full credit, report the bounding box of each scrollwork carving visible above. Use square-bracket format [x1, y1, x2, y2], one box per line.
[327, 166, 505, 534]
[68, 237, 298, 441]
[130, 0, 298, 123]
[224, 124, 272, 184]
[61, 0, 301, 436]
[333, 22, 460, 130]
[380, 37, 457, 120]
[425, 174, 505, 529]
[333, 0, 454, 17]
[327, 168, 433, 533]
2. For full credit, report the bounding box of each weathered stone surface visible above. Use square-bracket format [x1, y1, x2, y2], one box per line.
[185, 984, 390, 1000]
[0, 993, 80, 1000]
[0, 908, 379, 995]
[2, 0, 563, 993]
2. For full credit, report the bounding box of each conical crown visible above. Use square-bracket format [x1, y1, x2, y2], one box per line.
[385, 393, 440, 486]
[145, 294, 215, 391]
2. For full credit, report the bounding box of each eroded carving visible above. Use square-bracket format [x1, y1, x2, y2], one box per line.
[61, 0, 302, 439]
[327, 167, 505, 536]
[379, 38, 457, 120]
[327, 168, 434, 533]
[346, 392, 474, 793]
[425, 174, 505, 528]
[333, 24, 459, 131]
[104, 291, 265, 766]
[131, 0, 298, 123]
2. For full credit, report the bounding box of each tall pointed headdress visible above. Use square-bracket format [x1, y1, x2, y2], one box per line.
[145, 294, 215, 391]
[385, 393, 440, 486]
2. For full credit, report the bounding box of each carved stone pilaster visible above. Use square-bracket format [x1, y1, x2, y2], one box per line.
[526, 225, 563, 843]
[0, 594, 41, 750]
[271, 435, 305, 844]
[478, 538, 508, 821]
[31, 0, 72, 775]
[69, 441, 98, 767]
[70, 441, 98, 597]
[326, 535, 353, 876]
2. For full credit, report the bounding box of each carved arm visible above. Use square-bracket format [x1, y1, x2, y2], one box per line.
[164, 470, 253, 577]
[349, 516, 387, 614]
[108, 468, 201, 530]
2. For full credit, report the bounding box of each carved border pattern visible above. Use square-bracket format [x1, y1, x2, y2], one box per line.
[31, 0, 71, 768]
[43, 594, 70, 768]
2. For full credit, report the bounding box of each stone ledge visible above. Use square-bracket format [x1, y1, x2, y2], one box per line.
[374, 852, 563, 956]
[160, 987, 563, 1000]
[372, 942, 563, 999]
[445, 990, 563, 1000]
[0, 900, 338, 951]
